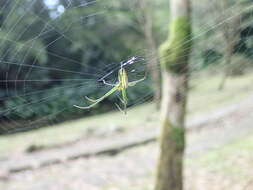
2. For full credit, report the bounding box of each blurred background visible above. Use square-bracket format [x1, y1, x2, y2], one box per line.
[0, 0, 253, 189]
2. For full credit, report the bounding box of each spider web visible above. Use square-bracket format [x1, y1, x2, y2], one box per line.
[0, 0, 252, 136]
[0, 0, 151, 134]
[0, 0, 253, 189]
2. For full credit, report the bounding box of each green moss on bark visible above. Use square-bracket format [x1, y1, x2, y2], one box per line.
[155, 118, 185, 190]
[159, 17, 192, 74]
[162, 119, 185, 152]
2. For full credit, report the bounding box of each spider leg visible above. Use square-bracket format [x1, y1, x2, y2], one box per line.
[115, 103, 125, 114]
[73, 104, 93, 109]
[115, 90, 127, 114]
[128, 76, 146, 87]
[101, 79, 117, 87]
[74, 85, 119, 109]
[120, 89, 127, 114]
[116, 92, 124, 104]
[85, 96, 97, 103]
[116, 93, 124, 104]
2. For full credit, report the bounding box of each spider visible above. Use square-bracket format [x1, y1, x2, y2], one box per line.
[74, 65, 146, 114]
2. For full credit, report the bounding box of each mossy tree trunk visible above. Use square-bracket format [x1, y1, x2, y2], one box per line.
[155, 0, 192, 190]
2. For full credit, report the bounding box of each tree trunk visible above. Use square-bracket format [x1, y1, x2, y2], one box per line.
[218, 30, 240, 91]
[144, 22, 161, 109]
[214, 1, 241, 91]
[218, 46, 233, 91]
[154, 0, 192, 189]
[137, 0, 161, 108]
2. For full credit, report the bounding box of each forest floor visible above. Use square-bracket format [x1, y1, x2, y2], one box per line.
[0, 74, 253, 190]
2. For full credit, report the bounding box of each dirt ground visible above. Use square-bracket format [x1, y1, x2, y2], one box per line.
[0, 95, 253, 190]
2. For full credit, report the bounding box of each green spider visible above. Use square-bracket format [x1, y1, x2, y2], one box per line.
[74, 66, 146, 114]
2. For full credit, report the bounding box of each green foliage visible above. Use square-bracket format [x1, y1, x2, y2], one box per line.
[201, 49, 223, 68]
[193, 0, 253, 73]
[0, 0, 47, 66]
[1, 0, 252, 133]
[0, 0, 164, 132]
[159, 17, 192, 73]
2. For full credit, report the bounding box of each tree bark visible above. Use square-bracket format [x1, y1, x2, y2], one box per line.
[136, 0, 161, 108]
[218, 27, 241, 90]
[212, 0, 241, 91]
[218, 45, 233, 91]
[154, 0, 192, 189]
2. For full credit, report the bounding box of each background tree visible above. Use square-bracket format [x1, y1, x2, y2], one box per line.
[135, 0, 161, 108]
[155, 0, 192, 189]
[0, 0, 163, 132]
[193, 0, 253, 90]
[211, 0, 242, 90]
